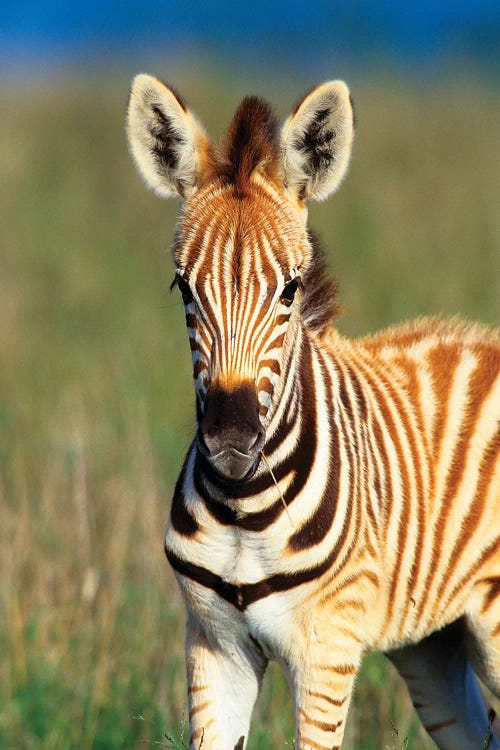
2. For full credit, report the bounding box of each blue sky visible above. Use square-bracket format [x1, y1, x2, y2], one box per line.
[2, 1, 499, 76]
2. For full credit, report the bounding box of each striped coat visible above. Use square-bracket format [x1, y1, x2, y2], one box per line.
[127, 75, 500, 750]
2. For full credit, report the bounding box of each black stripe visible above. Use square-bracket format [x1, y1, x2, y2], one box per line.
[264, 390, 298, 455]
[166, 532, 352, 611]
[170, 454, 199, 536]
[345, 364, 368, 422]
[288, 359, 340, 550]
[194, 469, 238, 525]
[335, 364, 362, 555]
[165, 546, 242, 608]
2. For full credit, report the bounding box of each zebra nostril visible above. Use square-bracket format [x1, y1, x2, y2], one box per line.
[250, 429, 265, 453]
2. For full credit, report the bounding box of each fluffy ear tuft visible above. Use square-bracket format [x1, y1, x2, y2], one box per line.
[126, 74, 214, 199]
[281, 81, 354, 202]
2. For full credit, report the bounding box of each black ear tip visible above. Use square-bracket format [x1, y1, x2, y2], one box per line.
[349, 93, 357, 129]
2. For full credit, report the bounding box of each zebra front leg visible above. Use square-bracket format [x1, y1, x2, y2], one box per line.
[387, 619, 500, 750]
[185, 615, 267, 750]
[291, 630, 363, 750]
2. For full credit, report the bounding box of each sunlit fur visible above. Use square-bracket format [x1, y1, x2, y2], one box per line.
[127, 76, 500, 750]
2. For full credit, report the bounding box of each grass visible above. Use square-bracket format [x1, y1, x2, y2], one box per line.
[1, 68, 499, 749]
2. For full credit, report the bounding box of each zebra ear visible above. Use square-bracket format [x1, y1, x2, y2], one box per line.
[280, 81, 355, 202]
[127, 74, 214, 199]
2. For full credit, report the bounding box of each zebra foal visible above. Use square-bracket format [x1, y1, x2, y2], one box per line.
[127, 75, 500, 749]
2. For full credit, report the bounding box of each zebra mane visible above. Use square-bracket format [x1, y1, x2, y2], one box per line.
[301, 230, 341, 334]
[217, 96, 280, 192]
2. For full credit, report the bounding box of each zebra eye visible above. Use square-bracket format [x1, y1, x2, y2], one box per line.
[177, 276, 194, 305]
[280, 278, 301, 306]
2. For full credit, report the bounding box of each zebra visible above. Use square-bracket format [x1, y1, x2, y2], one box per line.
[127, 74, 500, 750]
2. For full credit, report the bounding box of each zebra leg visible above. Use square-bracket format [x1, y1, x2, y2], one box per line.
[465, 576, 500, 742]
[291, 630, 363, 750]
[387, 618, 500, 750]
[466, 576, 500, 697]
[185, 616, 267, 750]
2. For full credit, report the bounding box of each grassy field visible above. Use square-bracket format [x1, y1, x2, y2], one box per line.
[1, 69, 499, 749]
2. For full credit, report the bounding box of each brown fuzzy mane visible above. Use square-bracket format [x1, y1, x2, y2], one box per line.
[217, 96, 280, 192]
[301, 230, 340, 334]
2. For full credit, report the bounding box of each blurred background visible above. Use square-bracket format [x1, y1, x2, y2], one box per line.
[1, 2, 499, 748]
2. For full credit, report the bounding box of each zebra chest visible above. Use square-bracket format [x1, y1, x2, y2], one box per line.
[167, 521, 295, 654]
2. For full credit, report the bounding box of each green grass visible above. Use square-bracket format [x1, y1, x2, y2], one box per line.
[1, 70, 499, 749]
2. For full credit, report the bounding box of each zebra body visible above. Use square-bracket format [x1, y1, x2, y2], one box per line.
[127, 75, 500, 749]
[167, 318, 500, 646]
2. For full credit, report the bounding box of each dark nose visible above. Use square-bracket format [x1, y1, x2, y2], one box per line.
[200, 383, 264, 457]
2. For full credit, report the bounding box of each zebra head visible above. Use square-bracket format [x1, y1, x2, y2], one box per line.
[127, 76, 354, 482]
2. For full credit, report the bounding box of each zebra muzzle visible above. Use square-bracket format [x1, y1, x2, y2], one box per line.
[199, 383, 265, 481]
